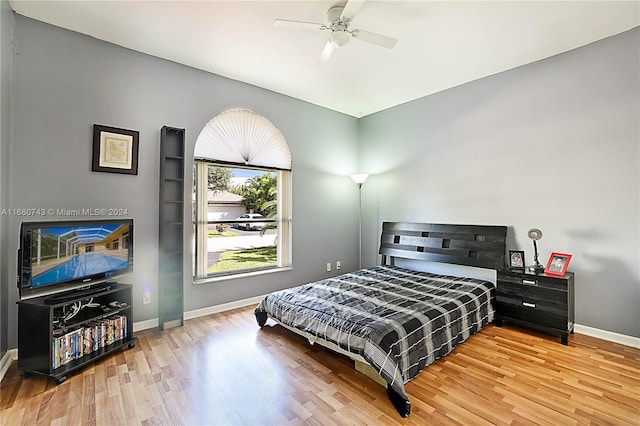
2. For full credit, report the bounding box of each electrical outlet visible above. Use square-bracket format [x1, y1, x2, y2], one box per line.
[336, 261, 341, 270]
[326, 262, 332, 272]
[143, 288, 151, 305]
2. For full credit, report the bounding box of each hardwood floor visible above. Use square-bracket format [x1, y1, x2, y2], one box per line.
[2, 305, 639, 425]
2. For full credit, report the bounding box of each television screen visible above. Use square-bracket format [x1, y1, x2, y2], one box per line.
[18, 219, 133, 299]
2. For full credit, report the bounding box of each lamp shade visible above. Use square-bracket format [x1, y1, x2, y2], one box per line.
[330, 31, 350, 48]
[350, 173, 369, 185]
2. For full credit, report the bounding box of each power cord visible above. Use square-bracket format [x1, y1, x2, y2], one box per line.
[62, 298, 101, 322]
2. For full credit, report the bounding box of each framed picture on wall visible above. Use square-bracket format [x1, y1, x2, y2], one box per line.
[508, 250, 525, 269]
[92, 124, 139, 175]
[545, 252, 572, 276]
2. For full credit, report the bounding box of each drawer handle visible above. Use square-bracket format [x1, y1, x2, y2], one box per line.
[522, 302, 537, 308]
[522, 279, 537, 286]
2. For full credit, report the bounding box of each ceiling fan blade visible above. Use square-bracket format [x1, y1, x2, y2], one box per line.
[274, 19, 326, 31]
[318, 40, 335, 64]
[341, 0, 366, 22]
[351, 29, 397, 49]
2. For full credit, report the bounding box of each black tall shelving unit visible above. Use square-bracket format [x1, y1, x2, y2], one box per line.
[159, 126, 185, 330]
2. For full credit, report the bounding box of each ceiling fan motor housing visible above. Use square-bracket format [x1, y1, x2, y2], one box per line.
[327, 6, 345, 24]
[327, 6, 350, 47]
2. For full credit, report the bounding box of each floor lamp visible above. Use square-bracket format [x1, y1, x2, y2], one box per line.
[350, 173, 369, 269]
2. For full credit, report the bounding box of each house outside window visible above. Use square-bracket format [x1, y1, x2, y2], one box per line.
[192, 110, 292, 281]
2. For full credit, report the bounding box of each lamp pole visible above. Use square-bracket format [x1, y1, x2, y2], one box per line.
[356, 182, 363, 269]
[350, 174, 369, 269]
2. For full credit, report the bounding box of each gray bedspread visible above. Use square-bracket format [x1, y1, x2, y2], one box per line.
[254, 265, 495, 417]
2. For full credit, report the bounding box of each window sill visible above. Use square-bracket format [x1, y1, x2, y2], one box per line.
[193, 266, 292, 285]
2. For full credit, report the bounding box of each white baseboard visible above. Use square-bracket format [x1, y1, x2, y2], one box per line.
[131, 294, 265, 332]
[133, 318, 159, 332]
[574, 324, 640, 348]
[184, 294, 265, 320]
[0, 348, 17, 382]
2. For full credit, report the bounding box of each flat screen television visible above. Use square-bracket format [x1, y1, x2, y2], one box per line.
[18, 219, 133, 300]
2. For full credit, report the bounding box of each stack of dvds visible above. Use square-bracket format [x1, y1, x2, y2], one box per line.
[52, 315, 127, 369]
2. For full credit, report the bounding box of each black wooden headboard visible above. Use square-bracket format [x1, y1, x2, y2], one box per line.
[379, 222, 507, 270]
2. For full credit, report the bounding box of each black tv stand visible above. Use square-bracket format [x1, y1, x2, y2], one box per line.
[18, 282, 136, 384]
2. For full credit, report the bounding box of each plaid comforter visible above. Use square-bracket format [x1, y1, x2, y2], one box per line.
[254, 265, 495, 417]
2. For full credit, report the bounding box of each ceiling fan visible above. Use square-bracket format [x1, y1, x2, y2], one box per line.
[274, 0, 398, 63]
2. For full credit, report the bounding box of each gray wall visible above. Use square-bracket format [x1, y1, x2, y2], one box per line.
[0, 0, 14, 358]
[359, 27, 640, 337]
[3, 16, 361, 348]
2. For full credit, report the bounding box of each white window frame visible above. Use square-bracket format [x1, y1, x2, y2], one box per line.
[192, 110, 292, 283]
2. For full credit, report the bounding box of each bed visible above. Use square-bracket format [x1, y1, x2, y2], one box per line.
[255, 222, 507, 417]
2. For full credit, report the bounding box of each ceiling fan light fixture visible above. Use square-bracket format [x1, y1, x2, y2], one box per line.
[330, 30, 350, 48]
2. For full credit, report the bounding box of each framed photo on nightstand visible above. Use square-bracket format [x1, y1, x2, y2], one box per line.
[545, 252, 572, 276]
[508, 250, 525, 269]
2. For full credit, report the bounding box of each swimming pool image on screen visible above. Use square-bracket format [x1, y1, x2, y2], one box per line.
[29, 223, 130, 288]
[32, 252, 128, 287]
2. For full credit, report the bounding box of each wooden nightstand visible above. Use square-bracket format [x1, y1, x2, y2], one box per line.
[495, 269, 575, 345]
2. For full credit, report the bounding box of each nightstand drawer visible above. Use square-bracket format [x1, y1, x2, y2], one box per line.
[496, 281, 568, 311]
[498, 272, 568, 291]
[495, 295, 568, 330]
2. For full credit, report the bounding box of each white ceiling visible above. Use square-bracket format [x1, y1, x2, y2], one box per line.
[9, 0, 640, 118]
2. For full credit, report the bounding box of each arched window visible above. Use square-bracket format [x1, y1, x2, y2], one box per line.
[193, 110, 292, 281]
